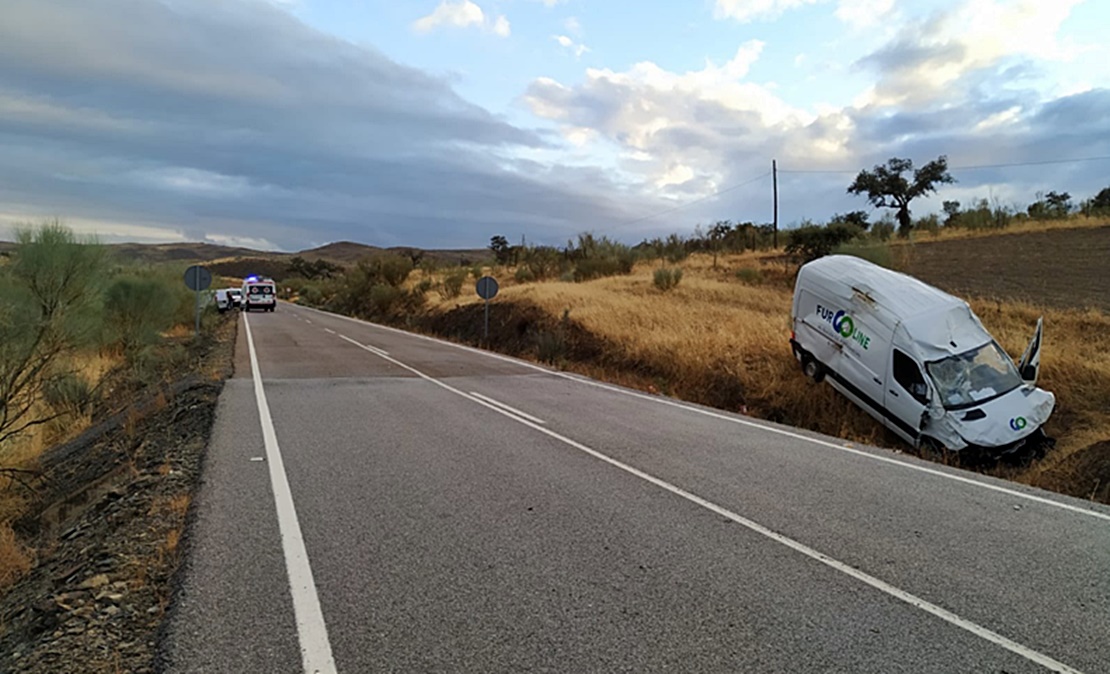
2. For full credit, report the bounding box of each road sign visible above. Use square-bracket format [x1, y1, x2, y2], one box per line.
[476, 276, 499, 300]
[476, 276, 499, 342]
[184, 265, 212, 338]
[184, 265, 212, 291]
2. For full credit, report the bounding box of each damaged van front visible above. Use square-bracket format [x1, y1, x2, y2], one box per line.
[917, 322, 1055, 459]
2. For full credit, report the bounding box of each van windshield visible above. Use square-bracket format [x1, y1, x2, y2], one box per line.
[925, 341, 1022, 409]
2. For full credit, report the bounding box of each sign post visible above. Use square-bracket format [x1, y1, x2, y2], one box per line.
[183, 265, 213, 337]
[475, 276, 499, 343]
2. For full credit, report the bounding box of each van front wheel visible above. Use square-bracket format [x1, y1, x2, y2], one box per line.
[801, 355, 826, 383]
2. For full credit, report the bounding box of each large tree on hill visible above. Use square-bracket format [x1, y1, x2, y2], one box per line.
[847, 156, 955, 237]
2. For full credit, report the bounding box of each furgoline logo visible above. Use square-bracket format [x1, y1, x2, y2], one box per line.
[815, 305, 871, 350]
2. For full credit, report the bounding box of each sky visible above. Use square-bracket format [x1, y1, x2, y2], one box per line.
[1, 0, 1108, 251]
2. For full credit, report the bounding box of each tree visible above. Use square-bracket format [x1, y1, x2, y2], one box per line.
[847, 156, 955, 237]
[1, 222, 106, 452]
[829, 211, 870, 231]
[942, 200, 961, 226]
[489, 235, 512, 265]
[1093, 187, 1110, 210]
[1027, 191, 1072, 220]
[708, 221, 732, 269]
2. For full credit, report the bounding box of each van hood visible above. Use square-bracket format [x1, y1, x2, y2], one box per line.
[932, 386, 1055, 449]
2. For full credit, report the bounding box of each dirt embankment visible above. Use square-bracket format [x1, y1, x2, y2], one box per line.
[0, 318, 236, 674]
[905, 225, 1110, 313]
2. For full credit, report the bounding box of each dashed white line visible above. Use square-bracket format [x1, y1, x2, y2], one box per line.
[331, 333, 1085, 674]
[324, 328, 336, 335]
[243, 315, 336, 674]
[469, 391, 546, 425]
[298, 303, 1110, 524]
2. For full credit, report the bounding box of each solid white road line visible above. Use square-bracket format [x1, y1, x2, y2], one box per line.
[304, 304, 1110, 524]
[243, 315, 337, 674]
[469, 391, 546, 425]
[335, 332, 1084, 673]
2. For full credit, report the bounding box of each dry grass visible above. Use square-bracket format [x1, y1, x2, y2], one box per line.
[0, 349, 123, 589]
[899, 214, 1109, 244]
[0, 522, 33, 588]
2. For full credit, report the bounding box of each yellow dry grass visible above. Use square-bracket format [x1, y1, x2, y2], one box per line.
[897, 214, 1110, 245]
[1, 349, 123, 588]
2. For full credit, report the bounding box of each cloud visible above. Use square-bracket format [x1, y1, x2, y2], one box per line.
[564, 17, 582, 35]
[412, 1, 510, 37]
[834, 0, 894, 28]
[855, 0, 1086, 106]
[0, 0, 641, 249]
[553, 35, 590, 59]
[714, 0, 821, 22]
[524, 6, 1110, 230]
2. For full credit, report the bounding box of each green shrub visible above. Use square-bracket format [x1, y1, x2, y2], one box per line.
[653, 267, 683, 291]
[734, 267, 764, 284]
[43, 372, 94, 417]
[439, 269, 467, 300]
[104, 276, 178, 352]
[368, 284, 404, 315]
[914, 213, 940, 236]
[514, 266, 537, 284]
[785, 222, 861, 263]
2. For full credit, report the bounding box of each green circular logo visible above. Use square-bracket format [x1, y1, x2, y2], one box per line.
[839, 315, 854, 338]
[1009, 417, 1027, 431]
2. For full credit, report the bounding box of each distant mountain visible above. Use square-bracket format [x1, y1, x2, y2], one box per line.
[0, 238, 491, 272]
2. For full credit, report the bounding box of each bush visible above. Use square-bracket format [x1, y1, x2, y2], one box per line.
[368, 284, 404, 315]
[914, 213, 940, 236]
[439, 269, 468, 300]
[734, 267, 764, 285]
[573, 255, 634, 282]
[104, 276, 179, 352]
[514, 266, 536, 284]
[785, 222, 861, 263]
[653, 268, 683, 291]
[43, 372, 95, 417]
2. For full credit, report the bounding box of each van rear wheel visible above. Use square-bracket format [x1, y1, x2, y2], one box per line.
[801, 355, 825, 383]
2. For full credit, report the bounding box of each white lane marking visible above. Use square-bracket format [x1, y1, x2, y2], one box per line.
[243, 315, 337, 674]
[300, 304, 1110, 524]
[324, 328, 336, 335]
[305, 319, 313, 324]
[336, 333, 389, 357]
[336, 333, 1085, 674]
[469, 391, 546, 425]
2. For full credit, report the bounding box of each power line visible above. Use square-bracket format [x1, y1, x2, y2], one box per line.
[615, 171, 771, 228]
[778, 154, 1110, 175]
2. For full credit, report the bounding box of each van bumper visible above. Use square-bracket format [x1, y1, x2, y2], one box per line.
[967, 428, 1055, 462]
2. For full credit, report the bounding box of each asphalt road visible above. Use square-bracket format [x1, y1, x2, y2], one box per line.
[161, 304, 1110, 673]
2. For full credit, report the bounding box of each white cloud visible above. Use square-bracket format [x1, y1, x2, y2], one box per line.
[564, 16, 581, 35]
[834, 0, 894, 28]
[413, 1, 510, 37]
[857, 0, 1087, 107]
[553, 34, 589, 58]
[533, 0, 565, 6]
[714, 0, 821, 22]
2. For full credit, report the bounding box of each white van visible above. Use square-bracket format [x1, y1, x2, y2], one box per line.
[214, 287, 242, 313]
[790, 255, 1054, 459]
[241, 277, 277, 312]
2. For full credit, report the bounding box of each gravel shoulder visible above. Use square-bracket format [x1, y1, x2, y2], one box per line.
[0, 317, 236, 674]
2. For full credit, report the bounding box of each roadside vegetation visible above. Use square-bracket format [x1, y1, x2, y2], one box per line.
[0, 222, 225, 591]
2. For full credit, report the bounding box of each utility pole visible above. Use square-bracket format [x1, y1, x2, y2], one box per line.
[772, 159, 779, 249]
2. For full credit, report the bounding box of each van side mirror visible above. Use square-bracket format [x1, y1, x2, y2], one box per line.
[1021, 365, 1036, 381]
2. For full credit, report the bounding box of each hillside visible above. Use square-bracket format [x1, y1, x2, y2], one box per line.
[0, 239, 490, 268]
